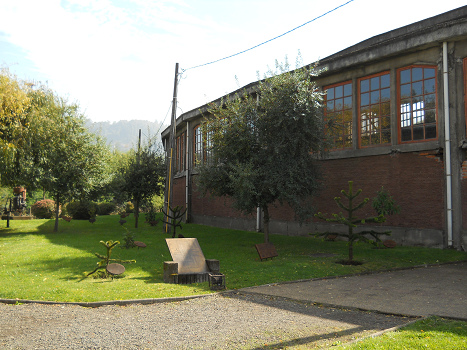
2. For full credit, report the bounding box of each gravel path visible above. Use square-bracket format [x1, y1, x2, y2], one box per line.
[0, 292, 415, 350]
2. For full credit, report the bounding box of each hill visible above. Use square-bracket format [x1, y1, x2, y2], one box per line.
[86, 119, 166, 152]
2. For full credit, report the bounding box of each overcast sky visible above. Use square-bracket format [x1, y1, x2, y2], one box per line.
[0, 0, 465, 125]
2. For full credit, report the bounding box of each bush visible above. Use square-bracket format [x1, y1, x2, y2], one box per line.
[97, 202, 117, 216]
[124, 201, 134, 213]
[31, 199, 57, 219]
[66, 200, 98, 220]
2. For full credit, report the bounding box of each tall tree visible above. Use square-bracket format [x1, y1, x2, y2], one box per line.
[0, 73, 111, 231]
[197, 60, 326, 243]
[0, 69, 31, 182]
[119, 136, 165, 228]
[34, 90, 110, 231]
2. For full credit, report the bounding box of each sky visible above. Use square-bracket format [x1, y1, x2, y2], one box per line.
[0, 0, 465, 126]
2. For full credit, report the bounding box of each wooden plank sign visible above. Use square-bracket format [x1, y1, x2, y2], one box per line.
[255, 243, 278, 261]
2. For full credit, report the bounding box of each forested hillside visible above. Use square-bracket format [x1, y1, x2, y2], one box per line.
[86, 119, 166, 152]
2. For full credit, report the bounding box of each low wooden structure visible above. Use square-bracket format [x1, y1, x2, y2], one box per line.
[255, 243, 278, 261]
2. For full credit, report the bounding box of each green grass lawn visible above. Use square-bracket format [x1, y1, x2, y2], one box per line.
[334, 316, 467, 350]
[0, 214, 466, 303]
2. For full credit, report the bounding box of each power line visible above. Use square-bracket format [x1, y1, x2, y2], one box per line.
[182, 0, 355, 72]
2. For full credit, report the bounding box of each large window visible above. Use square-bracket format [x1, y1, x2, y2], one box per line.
[324, 81, 353, 149]
[398, 66, 437, 142]
[193, 125, 212, 166]
[359, 72, 391, 147]
[194, 125, 203, 166]
[175, 132, 185, 172]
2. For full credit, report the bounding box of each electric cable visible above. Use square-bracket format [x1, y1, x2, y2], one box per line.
[182, 0, 355, 72]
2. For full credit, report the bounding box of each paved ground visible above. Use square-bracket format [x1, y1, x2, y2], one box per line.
[0, 262, 465, 349]
[240, 262, 467, 320]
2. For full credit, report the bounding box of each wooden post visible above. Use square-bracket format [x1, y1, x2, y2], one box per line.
[164, 63, 179, 234]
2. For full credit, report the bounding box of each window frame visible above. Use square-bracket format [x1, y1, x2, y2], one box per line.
[193, 125, 212, 166]
[397, 65, 438, 144]
[357, 71, 391, 148]
[193, 125, 203, 166]
[175, 132, 185, 173]
[323, 80, 353, 150]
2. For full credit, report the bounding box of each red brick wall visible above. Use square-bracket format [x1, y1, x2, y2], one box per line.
[190, 181, 253, 219]
[314, 152, 445, 229]
[171, 177, 186, 209]
[171, 176, 253, 219]
[172, 151, 446, 230]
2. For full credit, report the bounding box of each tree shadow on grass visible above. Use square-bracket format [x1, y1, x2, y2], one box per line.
[31, 215, 173, 282]
[28, 255, 98, 281]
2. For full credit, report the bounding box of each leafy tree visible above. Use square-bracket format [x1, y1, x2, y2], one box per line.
[314, 181, 390, 264]
[101, 149, 132, 204]
[118, 136, 165, 228]
[20, 86, 110, 231]
[197, 60, 326, 243]
[0, 69, 31, 182]
[0, 74, 112, 232]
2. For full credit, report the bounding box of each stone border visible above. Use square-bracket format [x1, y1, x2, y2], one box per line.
[0, 292, 232, 308]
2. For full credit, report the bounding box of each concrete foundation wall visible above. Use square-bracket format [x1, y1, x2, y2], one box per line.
[191, 214, 445, 248]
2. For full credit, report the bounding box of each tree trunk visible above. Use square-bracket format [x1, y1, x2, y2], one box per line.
[134, 199, 139, 228]
[54, 194, 60, 232]
[262, 205, 270, 243]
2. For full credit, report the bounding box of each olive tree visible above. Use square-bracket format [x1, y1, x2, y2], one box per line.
[197, 60, 326, 243]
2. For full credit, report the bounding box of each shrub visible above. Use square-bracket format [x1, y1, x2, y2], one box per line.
[31, 199, 57, 219]
[124, 201, 134, 213]
[97, 202, 117, 216]
[66, 200, 98, 220]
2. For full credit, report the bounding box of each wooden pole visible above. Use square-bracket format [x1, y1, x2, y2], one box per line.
[164, 63, 179, 233]
[135, 129, 141, 228]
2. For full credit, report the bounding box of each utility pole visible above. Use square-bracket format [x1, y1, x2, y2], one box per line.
[135, 129, 142, 229]
[164, 63, 179, 233]
[137, 129, 141, 162]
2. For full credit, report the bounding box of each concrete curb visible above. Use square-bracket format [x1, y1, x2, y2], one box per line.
[238, 260, 467, 289]
[0, 292, 227, 308]
[236, 289, 422, 319]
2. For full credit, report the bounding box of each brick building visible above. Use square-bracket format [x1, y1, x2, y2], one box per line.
[162, 6, 467, 249]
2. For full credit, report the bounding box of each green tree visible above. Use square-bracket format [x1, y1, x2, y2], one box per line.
[197, 60, 326, 243]
[118, 136, 165, 228]
[0, 69, 31, 182]
[314, 181, 389, 263]
[0, 74, 112, 232]
[101, 149, 131, 204]
[38, 93, 110, 231]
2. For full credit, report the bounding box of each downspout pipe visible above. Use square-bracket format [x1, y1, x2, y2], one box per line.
[186, 122, 190, 222]
[443, 42, 453, 247]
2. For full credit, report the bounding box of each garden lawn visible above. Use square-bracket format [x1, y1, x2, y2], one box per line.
[0, 214, 466, 302]
[333, 316, 467, 350]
